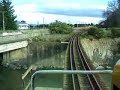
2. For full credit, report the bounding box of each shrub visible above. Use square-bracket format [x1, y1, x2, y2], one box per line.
[98, 28, 109, 38]
[88, 27, 98, 36]
[88, 27, 110, 39]
[48, 20, 73, 34]
[111, 28, 120, 38]
[117, 42, 120, 53]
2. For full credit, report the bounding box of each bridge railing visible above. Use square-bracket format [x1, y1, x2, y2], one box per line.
[30, 59, 120, 90]
[30, 70, 113, 90]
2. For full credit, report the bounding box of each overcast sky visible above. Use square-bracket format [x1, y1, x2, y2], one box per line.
[12, 0, 111, 24]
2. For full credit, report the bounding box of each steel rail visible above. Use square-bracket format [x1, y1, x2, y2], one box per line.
[72, 37, 81, 90]
[76, 36, 103, 90]
[69, 39, 76, 90]
[69, 36, 81, 90]
[76, 36, 95, 89]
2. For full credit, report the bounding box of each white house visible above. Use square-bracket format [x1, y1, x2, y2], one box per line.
[17, 21, 30, 30]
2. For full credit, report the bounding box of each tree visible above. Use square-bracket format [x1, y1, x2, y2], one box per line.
[0, 0, 17, 30]
[102, 0, 120, 27]
[48, 20, 73, 34]
[88, 27, 110, 39]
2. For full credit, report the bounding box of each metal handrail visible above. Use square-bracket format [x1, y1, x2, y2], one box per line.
[30, 70, 113, 90]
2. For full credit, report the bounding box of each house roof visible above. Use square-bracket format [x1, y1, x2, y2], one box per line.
[17, 21, 27, 24]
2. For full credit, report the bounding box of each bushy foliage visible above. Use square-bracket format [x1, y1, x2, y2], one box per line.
[102, 0, 120, 27]
[118, 42, 120, 53]
[48, 20, 73, 34]
[88, 27, 98, 36]
[88, 27, 111, 39]
[87, 27, 120, 39]
[111, 28, 120, 37]
[0, 0, 17, 30]
[32, 34, 70, 42]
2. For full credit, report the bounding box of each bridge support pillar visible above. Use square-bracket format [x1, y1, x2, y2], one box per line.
[2, 51, 10, 65]
[0, 53, 3, 65]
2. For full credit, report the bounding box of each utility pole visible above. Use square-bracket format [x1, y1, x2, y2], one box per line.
[43, 17, 44, 29]
[0, 11, 5, 32]
[2, 11, 5, 32]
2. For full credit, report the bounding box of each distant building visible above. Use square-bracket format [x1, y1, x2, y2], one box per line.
[17, 20, 30, 30]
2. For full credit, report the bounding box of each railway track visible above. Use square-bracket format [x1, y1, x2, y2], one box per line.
[68, 35, 102, 90]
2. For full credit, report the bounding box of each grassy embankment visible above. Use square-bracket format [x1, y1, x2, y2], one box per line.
[80, 27, 120, 68]
[32, 29, 80, 42]
[79, 27, 120, 90]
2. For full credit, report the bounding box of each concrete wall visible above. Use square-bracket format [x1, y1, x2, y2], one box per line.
[0, 40, 28, 65]
[81, 38, 120, 68]
[2, 47, 28, 64]
[0, 41, 28, 53]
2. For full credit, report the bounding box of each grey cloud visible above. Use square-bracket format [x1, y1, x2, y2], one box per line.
[39, 7, 104, 17]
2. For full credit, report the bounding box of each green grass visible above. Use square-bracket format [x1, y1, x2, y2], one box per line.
[20, 29, 49, 34]
[0, 29, 50, 34]
[32, 34, 70, 42]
